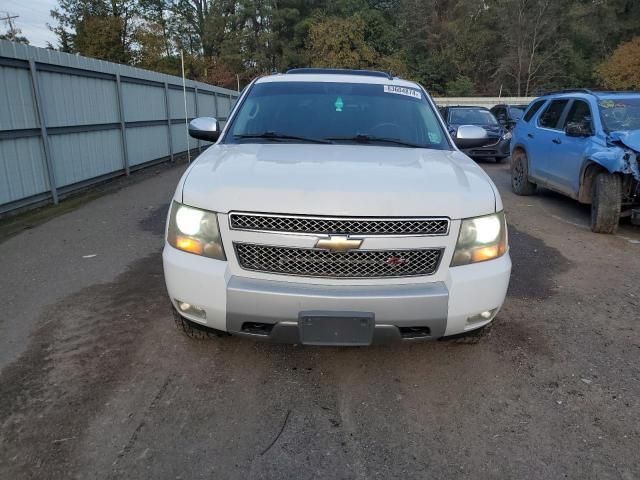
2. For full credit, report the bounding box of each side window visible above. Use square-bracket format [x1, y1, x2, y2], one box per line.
[539, 100, 569, 129]
[523, 99, 545, 122]
[563, 100, 592, 128]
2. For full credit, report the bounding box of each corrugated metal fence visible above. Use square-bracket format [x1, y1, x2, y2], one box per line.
[0, 40, 239, 214]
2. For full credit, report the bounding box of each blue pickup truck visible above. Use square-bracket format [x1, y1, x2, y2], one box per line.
[510, 90, 640, 233]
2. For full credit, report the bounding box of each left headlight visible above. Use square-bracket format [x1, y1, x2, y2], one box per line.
[451, 212, 508, 267]
[502, 131, 512, 140]
[167, 201, 226, 260]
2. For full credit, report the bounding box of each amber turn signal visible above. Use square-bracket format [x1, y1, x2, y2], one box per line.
[176, 235, 203, 255]
[471, 245, 500, 263]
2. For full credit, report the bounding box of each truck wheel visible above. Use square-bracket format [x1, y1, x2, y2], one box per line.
[511, 151, 537, 195]
[172, 308, 226, 340]
[591, 173, 621, 234]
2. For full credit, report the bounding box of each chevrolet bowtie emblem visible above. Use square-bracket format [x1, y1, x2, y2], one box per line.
[315, 235, 363, 253]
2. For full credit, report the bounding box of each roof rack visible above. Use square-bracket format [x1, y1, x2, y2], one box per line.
[543, 88, 597, 96]
[285, 68, 394, 80]
[591, 90, 640, 95]
[543, 89, 640, 97]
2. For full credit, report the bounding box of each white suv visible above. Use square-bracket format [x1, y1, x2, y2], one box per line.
[163, 68, 511, 345]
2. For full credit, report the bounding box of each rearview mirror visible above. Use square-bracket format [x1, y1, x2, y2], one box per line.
[189, 117, 220, 142]
[454, 125, 488, 149]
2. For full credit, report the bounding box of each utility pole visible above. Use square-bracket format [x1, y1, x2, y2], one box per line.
[1, 13, 19, 32]
[0, 12, 20, 41]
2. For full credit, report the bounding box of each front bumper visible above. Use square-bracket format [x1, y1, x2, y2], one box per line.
[462, 138, 510, 158]
[163, 244, 511, 344]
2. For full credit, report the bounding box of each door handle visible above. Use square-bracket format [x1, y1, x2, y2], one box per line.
[552, 138, 562, 144]
[527, 133, 534, 138]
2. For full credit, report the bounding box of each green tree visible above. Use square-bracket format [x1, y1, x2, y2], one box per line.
[45, 0, 640, 95]
[596, 37, 640, 89]
[445, 75, 474, 96]
[51, 0, 138, 63]
[307, 15, 377, 69]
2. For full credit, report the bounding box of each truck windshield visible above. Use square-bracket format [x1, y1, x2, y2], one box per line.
[449, 108, 498, 126]
[224, 81, 450, 150]
[598, 98, 640, 131]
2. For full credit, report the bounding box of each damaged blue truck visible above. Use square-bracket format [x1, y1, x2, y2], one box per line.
[510, 89, 640, 233]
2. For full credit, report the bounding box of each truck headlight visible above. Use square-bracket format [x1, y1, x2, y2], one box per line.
[167, 201, 226, 260]
[451, 212, 507, 266]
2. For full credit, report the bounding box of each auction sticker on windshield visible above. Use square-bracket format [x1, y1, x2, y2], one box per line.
[384, 85, 421, 99]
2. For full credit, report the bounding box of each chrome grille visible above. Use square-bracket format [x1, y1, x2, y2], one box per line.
[229, 213, 449, 236]
[234, 243, 443, 278]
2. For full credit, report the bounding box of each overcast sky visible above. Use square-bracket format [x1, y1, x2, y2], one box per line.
[2, 0, 57, 47]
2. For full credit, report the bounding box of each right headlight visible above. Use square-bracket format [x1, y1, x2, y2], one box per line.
[451, 212, 508, 266]
[167, 201, 226, 260]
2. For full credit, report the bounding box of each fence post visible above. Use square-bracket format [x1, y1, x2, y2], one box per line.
[115, 74, 130, 175]
[164, 82, 174, 162]
[28, 60, 58, 205]
[194, 86, 201, 152]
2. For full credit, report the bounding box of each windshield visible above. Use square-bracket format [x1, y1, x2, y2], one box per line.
[509, 106, 526, 120]
[598, 98, 640, 131]
[224, 81, 450, 150]
[448, 108, 498, 125]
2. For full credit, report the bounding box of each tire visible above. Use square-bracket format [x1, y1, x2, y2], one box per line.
[590, 172, 621, 234]
[441, 321, 494, 344]
[511, 150, 537, 195]
[495, 156, 508, 163]
[172, 308, 226, 340]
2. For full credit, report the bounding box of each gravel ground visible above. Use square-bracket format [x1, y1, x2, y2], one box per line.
[0, 159, 638, 480]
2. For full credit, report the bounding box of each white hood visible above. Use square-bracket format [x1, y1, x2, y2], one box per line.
[180, 144, 498, 219]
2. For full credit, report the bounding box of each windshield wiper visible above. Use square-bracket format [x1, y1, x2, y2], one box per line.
[234, 131, 332, 144]
[325, 134, 427, 148]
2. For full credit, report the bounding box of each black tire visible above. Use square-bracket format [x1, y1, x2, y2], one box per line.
[172, 308, 226, 340]
[590, 173, 621, 234]
[441, 321, 494, 344]
[495, 156, 508, 163]
[511, 150, 537, 195]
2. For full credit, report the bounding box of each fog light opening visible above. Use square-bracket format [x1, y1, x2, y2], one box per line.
[175, 300, 206, 320]
[467, 308, 497, 325]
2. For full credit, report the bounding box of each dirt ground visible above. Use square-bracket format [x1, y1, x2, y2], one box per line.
[0, 159, 638, 479]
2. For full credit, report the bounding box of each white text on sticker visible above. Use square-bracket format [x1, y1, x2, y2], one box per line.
[384, 85, 421, 99]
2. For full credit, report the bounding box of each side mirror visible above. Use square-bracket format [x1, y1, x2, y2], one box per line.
[565, 122, 592, 137]
[454, 125, 488, 149]
[188, 117, 220, 142]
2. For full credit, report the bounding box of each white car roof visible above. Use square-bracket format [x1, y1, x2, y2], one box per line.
[256, 72, 421, 89]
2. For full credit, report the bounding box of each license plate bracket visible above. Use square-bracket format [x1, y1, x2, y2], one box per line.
[298, 311, 375, 346]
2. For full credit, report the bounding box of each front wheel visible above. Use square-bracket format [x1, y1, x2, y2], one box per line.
[511, 151, 537, 195]
[591, 173, 621, 234]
